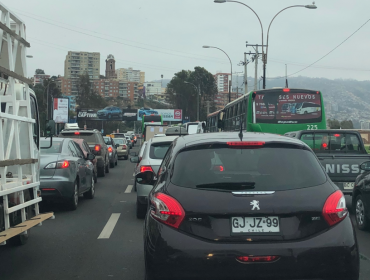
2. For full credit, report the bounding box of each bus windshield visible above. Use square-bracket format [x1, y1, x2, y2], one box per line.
[254, 90, 322, 124]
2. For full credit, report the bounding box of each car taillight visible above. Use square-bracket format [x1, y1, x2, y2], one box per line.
[227, 141, 265, 148]
[212, 165, 224, 171]
[322, 190, 348, 226]
[74, 131, 80, 135]
[44, 161, 69, 169]
[94, 145, 101, 152]
[108, 147, 113, 152]
[140, 166, 154, 173]
[122, 145, 127, 149]
[150, 193, 185, 229]
[236, 256, 279, 263]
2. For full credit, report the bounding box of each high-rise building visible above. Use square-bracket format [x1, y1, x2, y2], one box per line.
[116, 67, 144, 83]
[64, 51, 100, 95]
[33, 74, 50, 86]
[105, 54, 117, 79]
[214, 72, 230, 93]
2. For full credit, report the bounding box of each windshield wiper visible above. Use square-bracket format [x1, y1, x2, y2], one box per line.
[195, 182, 255, 191]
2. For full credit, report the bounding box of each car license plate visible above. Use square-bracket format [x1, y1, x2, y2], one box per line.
[344, 182, 355, 190]
[231, 217, 280, 233]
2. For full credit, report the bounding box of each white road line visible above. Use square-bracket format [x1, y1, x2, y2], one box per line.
[125, 185, 133, 193]
[132, 173, 135, 177]
[98, 213, 121, 239]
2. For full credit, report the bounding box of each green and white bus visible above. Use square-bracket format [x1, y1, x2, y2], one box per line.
[142, 114, 163, 135]
[207, 88, 326, 135]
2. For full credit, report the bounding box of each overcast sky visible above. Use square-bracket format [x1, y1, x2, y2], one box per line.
[8, 0, 370, 82]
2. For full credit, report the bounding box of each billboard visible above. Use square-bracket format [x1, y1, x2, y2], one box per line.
[255, 92, 322, 124]
[53, 98, 69, 123]
[122, 109, 138, 121]
[137, 108, 182, 122]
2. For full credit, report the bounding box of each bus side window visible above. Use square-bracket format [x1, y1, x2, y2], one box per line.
[30, 95, 40, 148]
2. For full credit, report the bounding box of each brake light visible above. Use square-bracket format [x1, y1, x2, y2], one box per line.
[122, 145, 127, 149]
[108, 147, 113, 152]
[42, 188, 56, 191]
[227, 141, 265, 148]
[150, 193, 185, 229]
[236, 256, 279, 263]
[283, 88, 290, 92]
[94, 145, 101, 152]
[322, 143, 328, 148]
[322, 190, 348, 226]
[213, 165, 224, 172]
[61, 161, 69, 168]
[74, 132, 80, 135]
[140, 166, 154, 173]
[334, 134, 341, 137]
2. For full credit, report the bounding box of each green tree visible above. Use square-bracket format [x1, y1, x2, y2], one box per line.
[166, 67, 217, 121]
[340, 120, 354, 129]
[35, 69, 45, 74]
[76, 74, 107, 109]
[327, 119, 341, 129]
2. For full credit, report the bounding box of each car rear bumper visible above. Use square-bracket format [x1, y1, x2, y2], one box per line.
[137, 182, 153, 205]
[117, 150, 128, 157]
[145, 215, 359, 280]
[40, 177, 75, 200]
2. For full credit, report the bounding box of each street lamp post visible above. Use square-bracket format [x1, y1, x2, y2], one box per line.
[203, 46, 232, 103]
[214, 0, 316, 89]
[184, 81, 201, 121]
[46, 79, 55, 120]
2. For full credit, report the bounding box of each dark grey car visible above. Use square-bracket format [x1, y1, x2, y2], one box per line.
[103, 136, 118, 168]
[40, 138, 96, 210]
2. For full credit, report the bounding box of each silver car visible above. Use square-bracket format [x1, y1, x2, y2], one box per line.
[103, 136, 118, 168]
[130, 136, 178, 218]
[40, 138, 96, 210]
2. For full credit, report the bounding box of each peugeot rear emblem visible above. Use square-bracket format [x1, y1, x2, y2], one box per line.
[250, 200, 260, 211]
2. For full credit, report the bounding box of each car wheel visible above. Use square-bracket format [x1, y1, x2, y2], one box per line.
[115, 155, 118, 166]
[355, 195, 369, 230]
[8, 206, 32, 246]
[68, 181, 79, 211]
[98, 164, 105, 177]
[108, 114, 112, 119]
[110, 160, 115, 168]
[136, 199, 147, 219]
[84, 176, 95, 199]
[94, 171, 98, 183]
[304, 111, 308, 114]
[106, 160, 110, 173]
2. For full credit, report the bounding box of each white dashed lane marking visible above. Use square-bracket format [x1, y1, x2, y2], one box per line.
[124, 185, 133, 193]
[98, 213, 121, 239]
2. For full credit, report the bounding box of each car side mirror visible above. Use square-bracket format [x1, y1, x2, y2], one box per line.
[45, 120, 56, 137]
[87, 153, 95, 160]
[130, 151, 137, 156]
[130, 156, 139, 163]
[360, 161, 370, 171]
[136, 171, 156, 186]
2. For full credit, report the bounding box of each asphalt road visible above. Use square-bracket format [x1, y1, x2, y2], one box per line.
[0, 145, 369, 280]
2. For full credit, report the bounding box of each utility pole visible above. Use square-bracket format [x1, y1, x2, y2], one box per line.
[197, 84, 200, 121]
[244, 53, 248, 94]
[285, 64, 288, 88]
[245, 44, 266, 91]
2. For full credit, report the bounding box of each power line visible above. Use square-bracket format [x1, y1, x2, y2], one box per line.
[267, 17, 370, 79]
[16, 11, 234, 65]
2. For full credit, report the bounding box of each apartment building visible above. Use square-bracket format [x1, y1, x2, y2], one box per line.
[64, 51, 100, 95]
[33, 74, 50, 86]
[144, 82, 162, 96]
[214, 72, 230, 93]
[116, 67, 145, 83]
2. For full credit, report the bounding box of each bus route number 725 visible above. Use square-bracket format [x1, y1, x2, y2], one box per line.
[307, 125, 318, 130]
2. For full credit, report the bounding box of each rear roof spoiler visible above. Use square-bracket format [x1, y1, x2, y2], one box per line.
[165, 127, 188, 136]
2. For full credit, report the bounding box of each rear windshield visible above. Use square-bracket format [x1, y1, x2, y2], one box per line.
[114, 138, 126, 145]
[300, 133, 363, 153]
[171, 146, 326, 191]
[112, 133, 125, 138]
[60, 133, 99, 144]
[149, 142, 172, 159]
[103, 137, 113, 145]
[40, 140, 63, 153]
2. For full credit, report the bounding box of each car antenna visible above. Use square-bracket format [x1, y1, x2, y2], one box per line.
[239, 117, 244, 141]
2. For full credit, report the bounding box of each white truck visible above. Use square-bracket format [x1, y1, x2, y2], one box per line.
[0, 3, 54, 246]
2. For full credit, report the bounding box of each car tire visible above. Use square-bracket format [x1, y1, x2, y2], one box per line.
[136, 199, 147, 219]
[115, 155, 118, 166]
[110, 160, 115, 168]
[106, 160, 110, 173]
[98, 164, 105, 177]
[84, 176, 95, 199]
[8, 206, 32, 246]
[93, 171, 98, 183]
[108, 114, 112, 119]
[68, 181, 79, 211]
[355, 195, 369, 230]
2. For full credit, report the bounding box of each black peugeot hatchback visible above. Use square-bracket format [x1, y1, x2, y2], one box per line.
[143, 132, 359, 280]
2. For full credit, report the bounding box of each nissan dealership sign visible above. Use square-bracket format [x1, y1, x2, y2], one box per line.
[137, 109, 182, 122]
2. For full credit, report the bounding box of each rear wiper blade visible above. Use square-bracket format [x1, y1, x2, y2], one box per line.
[196, 182, 255, 191]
